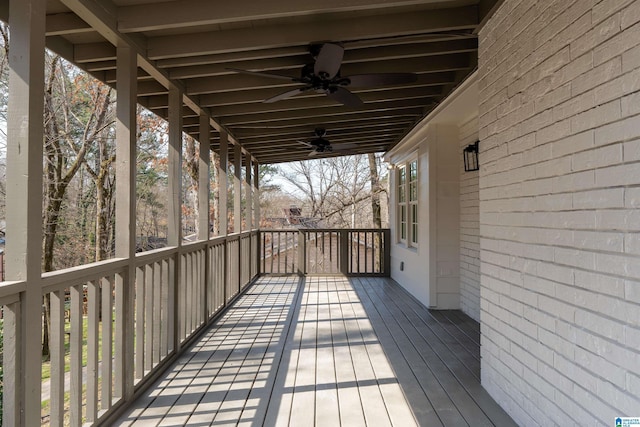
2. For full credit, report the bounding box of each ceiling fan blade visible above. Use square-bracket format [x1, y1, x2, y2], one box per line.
[263, 87, 307, 103]
[308, 150, 319, 157]
[226, 67, 296, 81]
[314, 43, 344, 79]
[327, 87, 363, 108]
[344, 73, 418, 87]
[297, 140, 313, 147]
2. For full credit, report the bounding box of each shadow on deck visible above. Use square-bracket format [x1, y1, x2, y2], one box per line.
[115, 276, 516, 426]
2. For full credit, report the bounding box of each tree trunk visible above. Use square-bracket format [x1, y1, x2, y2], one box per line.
[368, 153, 382, 229]
[184, 136, 200, 236]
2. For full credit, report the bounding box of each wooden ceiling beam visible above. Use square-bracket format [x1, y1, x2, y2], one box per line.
[220, 100, 431, 126]
[209, 86, 442, 118]
[154, 33, 474, 68]
[118, 0, 470, 33]
[233, 120, 414, 141]
[185, 55, 469, 95]
[145, 6, 478, 59]
[225, 110, 422, 131]
[222, 105, 426, 127]
[240, 130, 407, 149]
[196, 73, 455, 107]
[166, 39, 476, 79]
[46, 12, 93, 35]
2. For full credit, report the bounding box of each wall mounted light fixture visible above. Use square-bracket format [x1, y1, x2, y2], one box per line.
[463, 141, 479, 172]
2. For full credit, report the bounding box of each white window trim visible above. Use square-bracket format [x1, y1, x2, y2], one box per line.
[408, 159, 418, 247]
[396, 156, 418, 248]
[397, 164, 407, 244]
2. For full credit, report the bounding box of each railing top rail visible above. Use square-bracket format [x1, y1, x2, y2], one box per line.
[0, 280, 26, 303]
[135, 245, 179, 265]
[41, 257, 130, 293]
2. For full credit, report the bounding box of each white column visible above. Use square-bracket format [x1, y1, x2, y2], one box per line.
[218, 131, 228, 236]
[245, 155, 252, 231]
[6, 0, 46, 424]
[114, 44, 137, 400]
[198, 114, 210, 241]
[233, 144, 242, 234]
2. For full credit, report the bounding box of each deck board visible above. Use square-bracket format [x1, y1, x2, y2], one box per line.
[115, 276, 516, 427]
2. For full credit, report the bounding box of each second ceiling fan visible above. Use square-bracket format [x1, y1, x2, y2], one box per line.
[228, 43, 417, 108]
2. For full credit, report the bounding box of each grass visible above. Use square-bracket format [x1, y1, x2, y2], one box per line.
[40, 310, 115, 426]
[41, 312, 113, 381]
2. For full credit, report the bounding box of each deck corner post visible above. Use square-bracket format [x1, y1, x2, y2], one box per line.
[383, 229, 391, 276]
[339, 230, 350, 276]
[297, 230, 306, 275]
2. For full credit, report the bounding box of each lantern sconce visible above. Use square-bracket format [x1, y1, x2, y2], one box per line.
[463, 141, 479, 172]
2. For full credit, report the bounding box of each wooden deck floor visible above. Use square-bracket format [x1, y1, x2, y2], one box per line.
[115, 276, 516, 426]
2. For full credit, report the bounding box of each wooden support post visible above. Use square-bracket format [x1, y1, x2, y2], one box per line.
[218, 131, 228, 236]
[198, 113, 210, 318]
[245, 155, 252, 231]
[233, 145, 242, 292]
[198, 113, 210, 241]
[168, 87, 183, 247]
[218, 132, 229, 304]
[168, 85, 183, 349]
[253, 161, 261, 275]
[234, 144, 242, 234]
[114, 44, 137, 400]
[6, 1, 46, 424]
[253, 161, 260, 229]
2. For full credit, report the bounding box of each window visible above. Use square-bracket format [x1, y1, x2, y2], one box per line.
[398, 165, 407, 242]
[397, 159, 418, 246]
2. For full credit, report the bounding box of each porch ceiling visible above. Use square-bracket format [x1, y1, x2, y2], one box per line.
[29, 0, 500, 163]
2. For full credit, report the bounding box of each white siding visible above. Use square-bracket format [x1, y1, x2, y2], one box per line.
[478, 0, 640, 424]
[389, 124, 461, 309]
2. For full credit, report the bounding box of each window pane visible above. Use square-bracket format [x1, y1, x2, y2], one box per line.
[409, 182, 417, 201]
[400, 205, 407, 240]
[399, 166, 406, 184]
[410, 160, 417, 181]
[411, 204, 418, 244]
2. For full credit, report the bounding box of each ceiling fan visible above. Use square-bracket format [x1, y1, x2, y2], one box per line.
[228, 43, 418, 107]
[298, 128, 359, 156]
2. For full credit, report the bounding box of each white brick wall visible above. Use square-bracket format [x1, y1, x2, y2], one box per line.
[479, 0, 640, 425]
[459, 116, 481, 321]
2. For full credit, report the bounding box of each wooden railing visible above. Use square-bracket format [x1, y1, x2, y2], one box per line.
[0, 230, 259, 426]
[259, 229, 391, 276]
[0, 227, 384, 426]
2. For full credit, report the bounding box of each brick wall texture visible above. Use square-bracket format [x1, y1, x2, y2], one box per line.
[460, 117, 481, 322]
[478, 0, 640, 424]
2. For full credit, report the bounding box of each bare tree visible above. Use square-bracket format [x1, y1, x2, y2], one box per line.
[368, 153, 383, 229]
[279, 155, 378, 228]
[41, 54, 113, 356]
